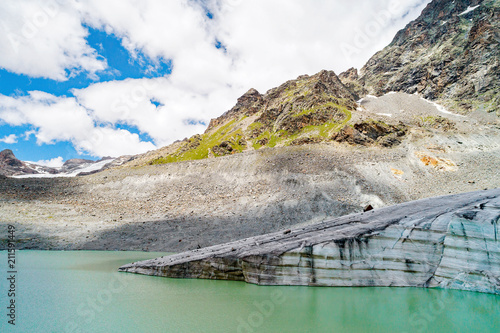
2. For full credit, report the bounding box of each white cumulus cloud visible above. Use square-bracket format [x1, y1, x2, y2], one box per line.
[0, 91, 156, 157]
[0, 134, 18, 144]
[0, 0, 106, 80]
[72, 77, 233, 147]
[30, 156, 64, 168]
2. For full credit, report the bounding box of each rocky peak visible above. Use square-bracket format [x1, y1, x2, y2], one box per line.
[231, 88, 264, 116]
[387, 0, 484, 47]
[63, 158, 94, 167]
[206, 70, 357, 134]
[0, 149, 39, 176]
[0, 149, 21, 167]
[253, 70, 359, 137]
[238, 88, 262, 103]
[339, 67, 359, 81]
[61, 158, 96, 173]
[151, 70, 365, 164]
[339, 67, 366, 98]
[206, 88, 264, 131]
[266, 70, 357, 102]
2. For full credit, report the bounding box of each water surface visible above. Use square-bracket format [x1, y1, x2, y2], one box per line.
[0, 251, 498, 332]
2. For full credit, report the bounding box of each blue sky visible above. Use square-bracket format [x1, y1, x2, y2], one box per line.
[0, 0, 431, 166]
[0, 27, 171, 162]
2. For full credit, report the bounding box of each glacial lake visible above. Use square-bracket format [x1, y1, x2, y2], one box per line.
[0, 251, 499, 332]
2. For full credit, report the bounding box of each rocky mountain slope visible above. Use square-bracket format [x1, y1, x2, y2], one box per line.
[2, 113, 499, 252]
[120, 189, 500, 295]
[6, 0, 497, 173]
[358, 0, 499, 115]
[144, 70, 360, 165]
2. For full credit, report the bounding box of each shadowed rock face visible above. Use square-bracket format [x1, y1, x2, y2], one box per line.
[359, 0, 500, 114]
[332, 121, 408, 147]
[120, 189, 500, 294]
[0, 149, 56, 176]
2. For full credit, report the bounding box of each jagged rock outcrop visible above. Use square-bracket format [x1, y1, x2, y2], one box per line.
[0, 149, 57, 176]
[332, 121, 408, 147]
[359, 0, 500, 114]
[206, 88, 264, 131]
[120, 189, 500, 295]
[339, 67, 367, 98]
[0, 149, 25, 170]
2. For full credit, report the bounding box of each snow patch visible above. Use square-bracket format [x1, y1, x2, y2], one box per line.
[377, 113, 393, 117]
[420, 97, 466, 117]
[458, 5, 480, 16]
[72, 159, 112, 175]
[25, 164, 45, 172]
[13, 173, 69, 179]
[380, 92, 398, 98]
[358, 95, 379, 103]
[13, 159, 112, 178]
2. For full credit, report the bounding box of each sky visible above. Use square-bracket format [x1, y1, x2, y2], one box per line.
[0, 0, 431, 166]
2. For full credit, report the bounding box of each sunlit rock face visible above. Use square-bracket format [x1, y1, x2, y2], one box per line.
[120, 189, 500, 294]
[359, 0, 500, 115]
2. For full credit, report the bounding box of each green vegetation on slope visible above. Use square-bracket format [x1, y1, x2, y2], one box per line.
[149, 70, 360, 165]
[150, 118, 246, 164]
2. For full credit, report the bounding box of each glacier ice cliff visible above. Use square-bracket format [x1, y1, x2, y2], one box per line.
[120, 189, 500, 294]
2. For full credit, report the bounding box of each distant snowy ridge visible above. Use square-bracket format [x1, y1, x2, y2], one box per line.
[0, 149, 132, 178]
[12, 159, 113, 178]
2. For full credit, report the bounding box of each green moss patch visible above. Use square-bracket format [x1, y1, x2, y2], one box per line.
[151, 119, 246, 164]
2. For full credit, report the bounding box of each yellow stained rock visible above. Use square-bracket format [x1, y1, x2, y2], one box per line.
[391, 168, 404, 176]
[415, 152, 457, 171]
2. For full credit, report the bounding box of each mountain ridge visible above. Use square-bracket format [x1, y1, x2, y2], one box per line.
[2, 0, 499, 174]
[124, 0, 499, 167]
[359, 0, 499, 114]
[0, 149, 134, 177]
[0, 149, 57, 176]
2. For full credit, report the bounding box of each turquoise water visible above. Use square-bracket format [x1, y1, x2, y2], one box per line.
[0, 251, 499, 333]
